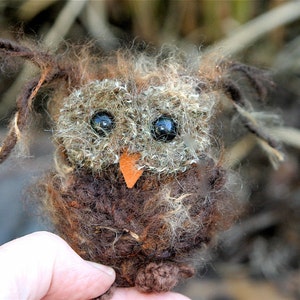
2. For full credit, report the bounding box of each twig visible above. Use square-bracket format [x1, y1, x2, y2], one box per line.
[18, 0, 58, 21]
[268, 126, 300, 149]
[208, 1, 300, 56]
[0, 0, 88, 117]
[44, 0, 88, 48]
[80, 0, 119, 51]
[221, 210, 282, 247]
[224, 134, 257, 169]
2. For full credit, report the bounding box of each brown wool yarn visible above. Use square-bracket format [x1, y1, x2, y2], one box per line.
[0, 39, 283, 293]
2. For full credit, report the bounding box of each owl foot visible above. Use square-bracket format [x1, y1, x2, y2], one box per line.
[135, 262, 194, 293]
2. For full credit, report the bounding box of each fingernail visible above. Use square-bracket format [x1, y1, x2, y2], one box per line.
[87, 261, 116, 277]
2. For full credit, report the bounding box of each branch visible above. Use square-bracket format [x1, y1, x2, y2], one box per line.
[208, 1, 300, 56]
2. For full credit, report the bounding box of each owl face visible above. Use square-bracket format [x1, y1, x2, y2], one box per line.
[56, 77, 216, 179]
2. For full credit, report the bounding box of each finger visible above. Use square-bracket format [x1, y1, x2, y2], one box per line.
[111, 287, 191, 300]
[0, 232, 115, 300]
[44, 245, 116, 300]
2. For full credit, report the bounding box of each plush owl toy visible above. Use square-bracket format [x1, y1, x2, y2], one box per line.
[0, 39, 283, 294]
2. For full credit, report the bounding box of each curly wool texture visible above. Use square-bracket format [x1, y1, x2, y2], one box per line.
[40, 154, 236, 292]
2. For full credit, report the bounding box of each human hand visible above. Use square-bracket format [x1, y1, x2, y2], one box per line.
[0, 231, 190, 300]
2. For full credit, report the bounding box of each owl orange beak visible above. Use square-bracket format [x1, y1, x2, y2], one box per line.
[119, 151, 144, 188]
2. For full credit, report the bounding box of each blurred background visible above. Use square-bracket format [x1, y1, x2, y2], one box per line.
[0, 1, 300, 299]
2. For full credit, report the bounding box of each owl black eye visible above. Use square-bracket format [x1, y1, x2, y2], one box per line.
[91, 111, 115, 136]
[151, 115, 178, 142]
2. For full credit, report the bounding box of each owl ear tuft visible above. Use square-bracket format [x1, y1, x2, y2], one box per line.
[218, 61, 284, 167]
[0, 38, 80, 164]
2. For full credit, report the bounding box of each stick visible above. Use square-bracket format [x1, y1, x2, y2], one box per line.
[208, 1, 300, 56]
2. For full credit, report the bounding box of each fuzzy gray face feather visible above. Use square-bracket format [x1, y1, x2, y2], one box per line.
[56, 78, 216, 179]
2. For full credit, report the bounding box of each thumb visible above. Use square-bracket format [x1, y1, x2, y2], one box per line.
[0, 232, 115, 300]
[45, 241, 116, 300]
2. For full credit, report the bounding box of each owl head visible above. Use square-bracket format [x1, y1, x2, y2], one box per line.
[55, 61, 216, 188]
[0, 40, 282, 172]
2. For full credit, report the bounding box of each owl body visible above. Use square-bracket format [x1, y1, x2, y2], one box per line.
[43, 53, 235, 291]
[45, 149, 233, 291]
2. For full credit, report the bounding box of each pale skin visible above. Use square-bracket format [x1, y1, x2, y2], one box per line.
[0, 231, 190, 300]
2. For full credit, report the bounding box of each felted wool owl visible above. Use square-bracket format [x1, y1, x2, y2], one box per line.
[0, 39, 283, 293]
